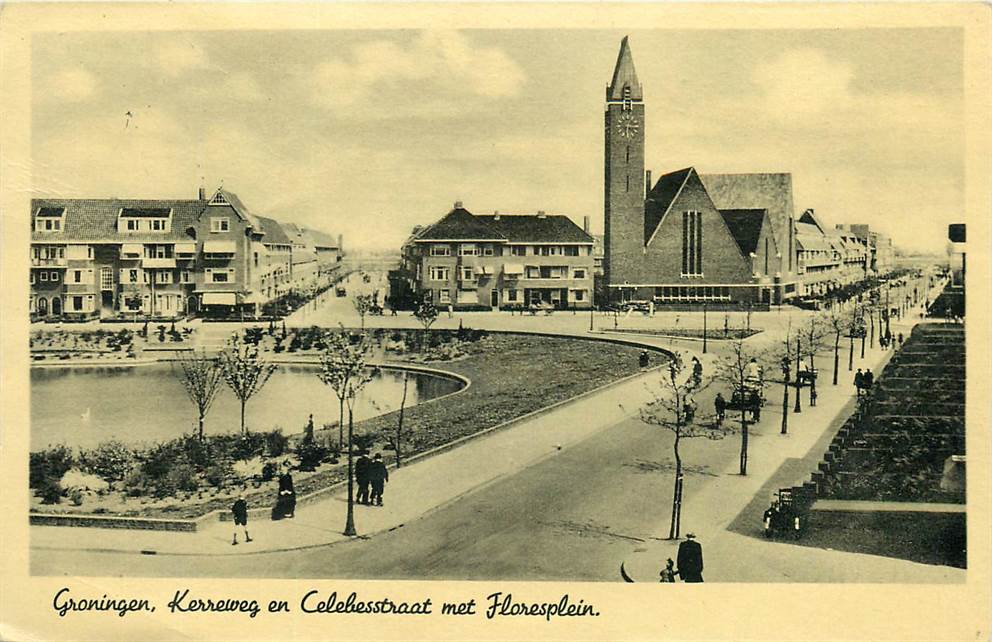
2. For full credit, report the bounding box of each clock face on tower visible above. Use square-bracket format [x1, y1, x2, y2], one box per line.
[616, 112, 639, 138]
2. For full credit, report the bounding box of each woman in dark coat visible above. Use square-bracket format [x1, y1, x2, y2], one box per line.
[272, 463, 296, 520]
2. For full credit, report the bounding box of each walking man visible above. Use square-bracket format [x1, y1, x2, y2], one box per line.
[369, 453, 389, 507]
[231, 493, 252, 545]
[854, 368, 864, 397]
[676, 532, 704, 582]
[714, 392, 727, 426]
[864, 368, 875, 393]
[355, 451, 372, 505]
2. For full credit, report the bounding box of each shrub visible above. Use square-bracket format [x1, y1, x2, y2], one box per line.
[78, 440, 134, 482]
[261, 461, 278, 482]
[29, 445, 75, 490]
[70, 489, 85, 506]
[264, 429, 289, 457]
[205, 460, 234, 488]
[352, 433, 377, 454]
[161, 460, 198, 497]
[37, 477, 63, 504]
[295, 441, 328, 472]
[123, 469, 152, 497]
[60, 469, 110, 494]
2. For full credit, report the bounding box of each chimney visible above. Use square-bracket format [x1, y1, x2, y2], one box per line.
[493, 210, 500, 221]
[198, 186, 206, 200]
[583, 216, 590, 233]
[454, 200, 463, 209]
[537, 210, 547, 219]
[645, 170, 652, 199]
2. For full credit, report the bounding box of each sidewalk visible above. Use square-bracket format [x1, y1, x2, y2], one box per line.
[620, 303, 966, 583]
[32, 344, 709, 558]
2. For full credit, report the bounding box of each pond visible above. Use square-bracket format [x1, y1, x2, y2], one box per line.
[31, 362, 464, 450]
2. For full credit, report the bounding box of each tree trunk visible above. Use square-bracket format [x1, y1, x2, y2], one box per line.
[833, 336, 840, 385]
[395, 372, 409, 467]
[739, 380, 749, 475]
[781, 372, 789, 435]
[869, 312, 875, 349]
[794, 337, 802, 413]
[338, 397, 344, 454]
[860, 332, 866, 359]
[848, 334, 854, 371]
[240, 401, 247, 437]
[198, 413, 205, 442]
[668, 430, 682, 539]
[344, 406, 357, 536]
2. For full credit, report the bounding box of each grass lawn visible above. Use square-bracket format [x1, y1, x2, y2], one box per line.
[603, 328, 761, 340]
[33, 332, 657, 520]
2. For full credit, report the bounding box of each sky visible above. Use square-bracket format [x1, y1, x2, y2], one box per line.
[32, 28, 963, 253]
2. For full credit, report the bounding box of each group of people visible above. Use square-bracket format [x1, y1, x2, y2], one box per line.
[854, 368, 875, 397]
[355, 452, 389, 506]
[659, 532, 705, 583]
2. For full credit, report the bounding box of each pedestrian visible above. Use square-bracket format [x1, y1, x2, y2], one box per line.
[897, 332, 904, 347]
[273, 464, 296, 519]
[368, 453, 389, 506]
[447, 303, 453, 319]
[864, 368, 874, 391]
[659, 558, 678, 583]
[683, 393, 697, 424]
[355, 450, 372, 505]
[691, 357, 703, 387]
[854, 368, 864, 397]
[231, 493, 252, 545]
[714, 392, 727, 425]
[676, 532, 704, 582]
[639, 350, 650, 368]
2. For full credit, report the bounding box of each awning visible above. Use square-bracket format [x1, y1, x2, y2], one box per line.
[142, 258, 176, 269]
[203, 240, 236, 254]
[174, 242, 196, 255]
[121, 243, 143, 257]
[503, 263, 524, 275]
[474, 265, 495, 275]
[202, 292, 237, 305]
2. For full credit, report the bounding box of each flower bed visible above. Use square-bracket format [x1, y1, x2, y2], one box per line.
[30, 331, 653, 519]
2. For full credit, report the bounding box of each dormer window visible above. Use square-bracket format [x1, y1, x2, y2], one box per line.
[118, 207, 172, 233]
[211, 217, 230, 233]
[35, 206, 66, 232]
[209, 192, 229, 206]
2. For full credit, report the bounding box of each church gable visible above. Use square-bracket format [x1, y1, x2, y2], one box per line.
[641, 170, 752, 283]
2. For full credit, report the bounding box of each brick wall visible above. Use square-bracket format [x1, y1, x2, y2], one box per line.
[604, 102, 645, 288]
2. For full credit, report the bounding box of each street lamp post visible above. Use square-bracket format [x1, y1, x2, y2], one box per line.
[793, 335, 802, 413]
[702, 302, 708, 354]
[781, 357, 790, 434]
[589, 302, 594, 332]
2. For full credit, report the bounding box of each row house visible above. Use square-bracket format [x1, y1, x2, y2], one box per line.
[396, 204, 595, 310]
[30, 188, 342, 321]
[792, 209, 876, 297]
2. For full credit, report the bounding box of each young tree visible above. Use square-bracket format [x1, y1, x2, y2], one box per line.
[353, 293, 374, 330]
[636, 357, 726, 539]
[317, 330, 374, 537]
[394, 371, 410, 467]
[414, 298, 439, 332]
[716, 339, 769, 475]
[217, 334, 277, 437]
[176, 349, 225, 441]
[798, 314, 831, 406]
[825, 307, 848, 386]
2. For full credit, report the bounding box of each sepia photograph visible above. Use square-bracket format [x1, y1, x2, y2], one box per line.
[2, 3, 990, 640]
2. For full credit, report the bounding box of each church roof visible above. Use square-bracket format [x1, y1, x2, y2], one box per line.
[698, 173, 795, 263]
[607, 36, 643, 101]
[477, 214, 593, 244]
[414, 207, 506, 241]
[719, 209, 767, 257]
[645, 167, 695, 244]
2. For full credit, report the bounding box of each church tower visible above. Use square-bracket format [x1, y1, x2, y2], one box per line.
[604, 36, 646, 295]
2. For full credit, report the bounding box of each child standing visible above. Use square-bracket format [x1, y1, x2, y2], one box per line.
[232, 493, 252, 545]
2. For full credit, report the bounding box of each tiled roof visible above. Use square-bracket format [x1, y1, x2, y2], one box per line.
[645, 167, 694, 244]
[31, 198, 204, 242]
[476, 214, 593, 243]
[255, 215, 293, 246]
[699, 173, 795, 264]
[719, 209, 767, 257]
[303, 228, 339, 249]
[414, 208, 506, 241]
[608, 36, 643, 101]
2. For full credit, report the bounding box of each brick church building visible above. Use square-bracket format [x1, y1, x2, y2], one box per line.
[604, 37, 799, 305]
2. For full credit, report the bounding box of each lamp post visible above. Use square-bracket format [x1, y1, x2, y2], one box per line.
[781, 357, 791, 434]
[589, 302, 594, 332]
[793, 335, 802, 413]
[702, 302, 708, 354]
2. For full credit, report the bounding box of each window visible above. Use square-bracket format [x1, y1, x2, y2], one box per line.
[438, 289, 451, 304]
[572, 289, 585, 302]
[564, 246, 579, 257]
[429, 245, 451, 257]
[40, 272, 48, 282]
[211, 217, 230, 233]
[429, 266, 449, 281]
[573, 269, 587, 280]
[30, 272, 35, 285]
[127, 219, 138, 231]
[208, 269, 232, 283]
[525, 266, 541, 279]
[482, 245, 495, 257]
[510, 246, 526, 256]
[101, 267, 113, 290]
[681, 210, 703, 276]
[461, 267, 474, 281]
[181, 270, 193, 284]
[506, 289, 519, 302]
[49, 271, 59, 281]
[72, 270, 82, 283]
[156, 271, 172, 284]
[458, 244, 477, 256]
[254, 252, 259, 268]
[151, 219, 165, 231]
[129, 269, 139, 283]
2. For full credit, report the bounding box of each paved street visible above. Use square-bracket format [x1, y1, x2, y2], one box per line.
[30, 272, 958, 582]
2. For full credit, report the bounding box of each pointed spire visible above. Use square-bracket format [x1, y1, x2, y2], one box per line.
[607, 36, 643, 101]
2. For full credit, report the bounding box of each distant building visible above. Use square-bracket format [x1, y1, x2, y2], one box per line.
[948, 223, 965, 286]
[395, 203, 595, 310]
[30, 188, 342, 320]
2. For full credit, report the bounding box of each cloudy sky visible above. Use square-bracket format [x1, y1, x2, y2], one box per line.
[33, 28, 962, 253]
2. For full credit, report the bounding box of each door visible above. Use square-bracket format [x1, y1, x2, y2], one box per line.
[51, 297, 62, 316]
[37, 297, 48, 316]
[490, 289, 498, 309]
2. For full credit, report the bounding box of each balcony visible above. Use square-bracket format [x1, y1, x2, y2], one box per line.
[31, 258, 67, 268]
[175, 242, 197, 259]
[65, 282, 95, 294]
[142, 258, 177, 269]
[202, 240, 236, 257]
